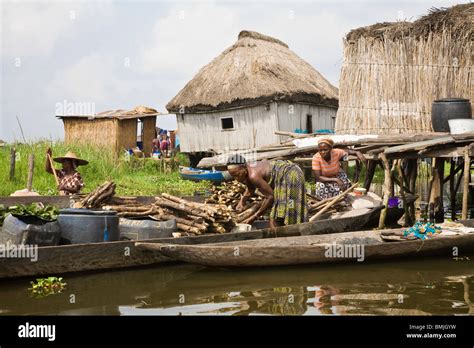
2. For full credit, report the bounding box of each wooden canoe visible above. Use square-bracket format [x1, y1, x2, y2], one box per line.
[136, 221, 474, 267]
[179, 166, 231, 183]
[0, 206, 382, 279]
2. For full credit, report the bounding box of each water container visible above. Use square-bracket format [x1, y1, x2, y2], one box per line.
[0, 214, 61, 246]
[431, 98, 472, 132]
[58, 209, 119, 244]
[119, 218, 176, 240]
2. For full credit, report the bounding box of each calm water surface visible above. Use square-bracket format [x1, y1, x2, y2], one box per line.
[0, 256, 472, 316]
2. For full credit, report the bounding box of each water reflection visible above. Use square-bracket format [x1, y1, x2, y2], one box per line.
[0, 257, 472, 316]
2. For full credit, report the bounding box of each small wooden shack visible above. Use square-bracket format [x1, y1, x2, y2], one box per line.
[166, 30, 338, 157]
[336, 4, 473, 135]
[57, 106, 159, 155]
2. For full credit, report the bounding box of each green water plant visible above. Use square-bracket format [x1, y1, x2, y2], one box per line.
[29, 277, 67, 298]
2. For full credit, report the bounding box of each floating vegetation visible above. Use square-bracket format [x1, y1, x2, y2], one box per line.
[29, 277, 67, 298]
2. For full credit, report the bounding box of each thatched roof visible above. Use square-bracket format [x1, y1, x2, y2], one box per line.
[57, 105, 159, 120]
[166, 30, 338, 113]
[347, 3, 473, 42]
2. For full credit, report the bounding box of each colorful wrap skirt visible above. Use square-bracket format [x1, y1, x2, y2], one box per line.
[314, 170, 351, 200]
[268, 160, 308, 225]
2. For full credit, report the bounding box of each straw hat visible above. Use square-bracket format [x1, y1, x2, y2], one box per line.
[54, 151, 89, 166]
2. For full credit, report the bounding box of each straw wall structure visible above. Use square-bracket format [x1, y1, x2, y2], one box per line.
[336, 4, 473, 134]
[64, 118, 117, 149]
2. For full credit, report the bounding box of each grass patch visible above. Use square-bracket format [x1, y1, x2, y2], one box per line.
[0, 141, 211, 196]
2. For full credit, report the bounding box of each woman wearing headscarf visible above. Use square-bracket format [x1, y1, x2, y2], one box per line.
[226, 154, 308, 227]
[45, 148, 89, 195]
[312, 138, 366, 200]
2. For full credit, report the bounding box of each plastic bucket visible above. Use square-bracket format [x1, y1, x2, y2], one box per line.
[448, 119, 474, 134]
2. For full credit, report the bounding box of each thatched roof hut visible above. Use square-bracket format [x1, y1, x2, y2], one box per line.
[335, 3, 473, 135]
[167, 30, 338, 113]
[167, 30, 338, 155]
[57, 105, 159, 155]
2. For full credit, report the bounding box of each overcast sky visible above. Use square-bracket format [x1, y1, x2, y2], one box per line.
[0, 0, 463, 142]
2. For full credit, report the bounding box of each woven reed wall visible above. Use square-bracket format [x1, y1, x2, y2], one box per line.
[335, 30, 473, 134]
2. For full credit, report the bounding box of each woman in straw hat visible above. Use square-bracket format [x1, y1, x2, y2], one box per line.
[45, 148, 89, 195]
[226, 154, 308, 228]
[312, 138, 366, 200]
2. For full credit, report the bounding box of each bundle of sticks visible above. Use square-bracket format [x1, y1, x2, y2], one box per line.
[205, 181, 265, 223]
[205, 181, 262, 208]
[206, 180, 351, 223]
[74, 181, 116, 209]
[153, 193, 235, 234]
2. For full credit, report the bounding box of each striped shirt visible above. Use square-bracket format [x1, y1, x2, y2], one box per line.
[312, 149, 348, 177]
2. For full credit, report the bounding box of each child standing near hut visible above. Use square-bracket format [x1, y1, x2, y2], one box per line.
[312, 138, 366, 200]
[45, 148, 88, 195]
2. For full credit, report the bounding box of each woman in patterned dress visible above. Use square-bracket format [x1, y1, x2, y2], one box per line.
[45, 149, 88, 195]
[312, 138, 366, 200]
[227, 155, 308, 228]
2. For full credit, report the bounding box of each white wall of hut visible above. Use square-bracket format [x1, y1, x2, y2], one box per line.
[177, 102, 337, 153]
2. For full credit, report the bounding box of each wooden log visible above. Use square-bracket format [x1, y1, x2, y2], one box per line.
[396, 160, 411, 226]
[378, 153, 392, 229]
[462, 147, 470, 220]
[310, 183, 358, 222]
[117, 207, 157, 218]
[103, 205, 152, 212]
[47, 153, 60, 186]
[429, 158, 444, 223]
[443, 161, 463, 185]
[450, 158, 457, 221]
[27, 154, 34, 191]
[176, 223, 201, 234]
[353, 159, 361, 183]
[407, 159, 418, 224]
[236, 202, 261, 223]
[81, 181, 114, 208]
[384, 136, 454, 154]
[162, 215, 207, 231]
[155, 197, 214, 221]
[364, 160, 377, 191]
[161, 193, 217, 215]
[9, 147, 16, 181]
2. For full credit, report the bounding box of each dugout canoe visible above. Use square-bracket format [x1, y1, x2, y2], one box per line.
[179, 166, 232, 183]
[0, 205, 382, 279]
[137, 220, 474, 267]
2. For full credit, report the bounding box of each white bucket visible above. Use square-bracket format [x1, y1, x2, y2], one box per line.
[235, 223, 252, 232]
[448, 119, 474, 134]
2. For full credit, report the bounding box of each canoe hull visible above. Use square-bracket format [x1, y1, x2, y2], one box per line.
[179, 166, 227, 183]
[0, 206, 381, 279]
[146, 231, 474, 267]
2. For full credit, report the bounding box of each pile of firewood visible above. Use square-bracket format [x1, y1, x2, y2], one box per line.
[73, 180, 354, 235]
[154, 194, 235, 234]
[74, 181, 116, 209]
[205, 181, 263, 208]
[206, 180, 350, 221]
[102, 193, 235, 235]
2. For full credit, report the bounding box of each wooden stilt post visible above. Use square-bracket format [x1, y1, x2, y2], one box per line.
[364, 160, 376, 191]
[450, 158, 457, 220]
[429, 158, 444, 223]
[408, 159, 417, 223]
[378, 153, 391, 229]
[353, 160, 361, 183]
[9, 147, 16, 181]
[462, 147, 470, 220]
[390, 159, 396, 197]
[397, 160, 411, 226]
[27, 154, 35, 192]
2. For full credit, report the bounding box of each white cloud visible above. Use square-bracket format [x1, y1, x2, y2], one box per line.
[138, 2, 240, 78]
[3, 2, 79, 58]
